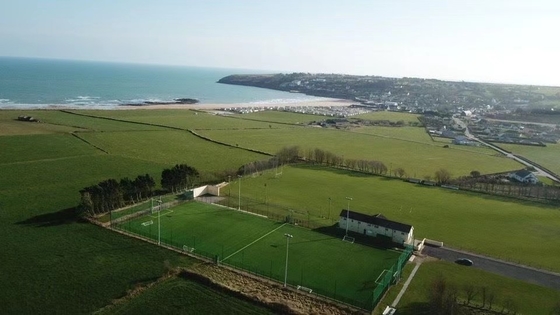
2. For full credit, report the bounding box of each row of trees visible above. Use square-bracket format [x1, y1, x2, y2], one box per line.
[78, 164, 200, 218]
[161, 164, 199, 193]
[78, 174, 156, 218]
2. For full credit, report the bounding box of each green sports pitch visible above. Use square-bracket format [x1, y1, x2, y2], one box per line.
[114, 201, 401, 310]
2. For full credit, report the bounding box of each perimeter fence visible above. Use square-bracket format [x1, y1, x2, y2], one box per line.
[111, 196, 413, 311]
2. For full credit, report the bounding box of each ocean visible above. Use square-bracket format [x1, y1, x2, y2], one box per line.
[0, 57, 322, 109]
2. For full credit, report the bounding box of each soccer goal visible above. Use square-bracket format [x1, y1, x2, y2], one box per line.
[342, 235, 355, 243]
[182, 245, 195, 253]
[296, 285, 313, 293]
[141, 220, 154, 226]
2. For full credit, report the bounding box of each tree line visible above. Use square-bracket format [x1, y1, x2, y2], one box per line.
[77, 164, 199, 218]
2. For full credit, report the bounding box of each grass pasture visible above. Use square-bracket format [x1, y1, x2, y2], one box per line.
[99, 276, 275, 315]
[116, 201, 401, 309]
[74, 109, 290, 130]
[78, 130, 267, 171]
[196, 127, 520, 177]
[355, 111, 421, 123]
[501, 142, 560, 177]
[392, 261, 560, 315]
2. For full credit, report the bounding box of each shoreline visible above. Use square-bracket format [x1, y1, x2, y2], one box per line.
[0, 98, 355, 111]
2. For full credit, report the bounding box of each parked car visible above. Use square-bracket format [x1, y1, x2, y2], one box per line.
[455, 258, 473, 266]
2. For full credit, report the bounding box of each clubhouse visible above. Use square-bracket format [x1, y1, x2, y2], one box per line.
[338, 210, 414, 246]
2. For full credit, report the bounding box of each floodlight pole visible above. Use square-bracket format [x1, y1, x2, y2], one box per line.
[238, 175, 242, 211]
[345, 197, 353, 236]
[284, 233, 293, 288]
[157, 198, 162, 246]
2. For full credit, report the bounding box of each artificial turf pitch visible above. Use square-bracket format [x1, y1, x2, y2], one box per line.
[115, 201, 401, 309]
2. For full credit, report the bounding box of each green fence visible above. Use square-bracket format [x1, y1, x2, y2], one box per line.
[372, 245, 413, 308]
[111, 199, 413, 311]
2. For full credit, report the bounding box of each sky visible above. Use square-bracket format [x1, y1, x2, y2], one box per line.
[1, 0, 559, 86]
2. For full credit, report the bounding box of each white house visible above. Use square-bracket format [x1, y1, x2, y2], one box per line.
[338, 210, 414, 246]
[508, 170, 539, 184]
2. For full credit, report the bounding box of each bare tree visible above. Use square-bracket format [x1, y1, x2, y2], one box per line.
[394, 167, 406, 178]
[463, 284, 477, 306]
[435, 168, 452, 184]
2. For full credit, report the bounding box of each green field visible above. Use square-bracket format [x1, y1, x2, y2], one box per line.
[388, 261, 560, 315]
[355, 111, 421, 123]
[228, 165, 560, 272]
[2, 108, 558, 314]
[116, 201, 401, 309]
[99, 276, 275, 315]
[501, 142, 560, 177]
[196, 127, 519, 177]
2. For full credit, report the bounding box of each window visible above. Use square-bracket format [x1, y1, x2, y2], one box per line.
[367, 224, 371, 227]
[401, 232, 404, 235]
[351, 219, 354, 223]
[374, 225, 378, 228]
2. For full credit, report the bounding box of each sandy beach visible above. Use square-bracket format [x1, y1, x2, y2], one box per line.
[120, 98, 354, 110]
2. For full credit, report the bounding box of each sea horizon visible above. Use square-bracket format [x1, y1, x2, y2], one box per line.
[0, 56, 325, 109]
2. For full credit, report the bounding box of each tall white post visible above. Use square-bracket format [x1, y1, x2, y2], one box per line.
[284, 233, 293, 287]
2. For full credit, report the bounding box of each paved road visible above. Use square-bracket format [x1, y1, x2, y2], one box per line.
[453, 117, 560, 182]
[422, 246, 560, 290]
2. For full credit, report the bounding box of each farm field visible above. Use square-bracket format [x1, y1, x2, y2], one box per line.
[196, 127, 520, 177]
[116, 201, 401, 309]
[2, 107, 558, 314]
[392, 261, 560, 315]
[501, 142, 560, 177]
[0, 110, 268, 314]
[99, 276, 275, 315]
[228, 165, 560, 272]
[355, 111, 421, 123]
[73, 109, 290, 130]
[78, 130, 266, 171]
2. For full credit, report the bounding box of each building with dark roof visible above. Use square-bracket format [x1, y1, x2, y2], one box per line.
[508, 169, 539, 184]
[338, 210, 414, 246]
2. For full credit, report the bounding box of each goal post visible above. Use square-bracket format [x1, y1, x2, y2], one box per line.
[342, 235, 355, 243]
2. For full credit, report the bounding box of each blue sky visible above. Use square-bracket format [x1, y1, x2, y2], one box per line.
[1, 0, 559, 86]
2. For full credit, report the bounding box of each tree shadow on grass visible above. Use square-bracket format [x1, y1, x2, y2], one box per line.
[394, 302, 431, 315]
[16, 207, 79, 227]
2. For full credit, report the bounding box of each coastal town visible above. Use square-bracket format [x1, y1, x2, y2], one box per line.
[218, 73, 560, 149]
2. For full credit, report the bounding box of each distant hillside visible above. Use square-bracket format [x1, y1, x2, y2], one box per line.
[218, 73, 560, 111]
